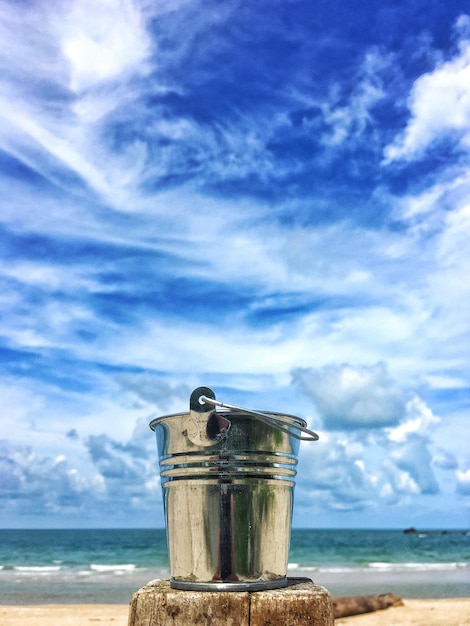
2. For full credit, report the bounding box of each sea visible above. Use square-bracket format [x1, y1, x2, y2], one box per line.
[0, 528, 468, 604]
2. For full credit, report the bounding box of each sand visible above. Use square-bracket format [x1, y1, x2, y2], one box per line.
[0, 599, 469, 625]
[0, 604, 128, 626]
[336, 599, 470, 625]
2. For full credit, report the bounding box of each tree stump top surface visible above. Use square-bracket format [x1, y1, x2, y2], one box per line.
[129, 578, 334, 626]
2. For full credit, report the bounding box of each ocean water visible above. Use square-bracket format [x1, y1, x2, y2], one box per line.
[0, 528, 468, 604]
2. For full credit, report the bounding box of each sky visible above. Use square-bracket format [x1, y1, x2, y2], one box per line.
[0, 0, 469, 530]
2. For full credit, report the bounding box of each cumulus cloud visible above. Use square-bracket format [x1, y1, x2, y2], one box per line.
[0, 412, 161, 524]
[292, 363, 406, 430]
[388, 436, 439, 495]
[381, 396, 440, 495]
[384, 16, 470, 162]
[296, 435, 379, 512]
[456, 468, 470, 495]
[0, 439, 102, 517]
[293, 381, 447, 517]
[433, 448, 458, 470]
[386, 395, 440, 443]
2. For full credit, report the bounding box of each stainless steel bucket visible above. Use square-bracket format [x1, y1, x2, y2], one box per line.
[149, 386, 318, 591]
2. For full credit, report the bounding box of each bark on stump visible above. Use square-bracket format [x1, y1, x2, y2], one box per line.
[128, 578, 334, 626]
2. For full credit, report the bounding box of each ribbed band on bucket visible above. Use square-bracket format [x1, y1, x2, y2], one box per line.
[159, 452, 298, 484]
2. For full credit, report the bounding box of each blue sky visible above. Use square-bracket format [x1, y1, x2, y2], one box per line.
[1, 0, 469, 529]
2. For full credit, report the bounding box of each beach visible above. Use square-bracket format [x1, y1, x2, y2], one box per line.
[335, 599, 470, 625]
[1, 598, 470, 625]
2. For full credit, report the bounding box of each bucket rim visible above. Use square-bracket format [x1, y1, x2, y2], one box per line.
[149, 409, 307, 432]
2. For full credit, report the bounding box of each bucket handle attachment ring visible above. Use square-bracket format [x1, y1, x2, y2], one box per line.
[199, 394, 319, 442]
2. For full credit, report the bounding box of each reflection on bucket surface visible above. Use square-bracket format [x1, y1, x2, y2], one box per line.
[149, 386, 318, 591]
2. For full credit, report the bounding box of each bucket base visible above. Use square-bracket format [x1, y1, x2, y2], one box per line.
[170, 577, 289, 592]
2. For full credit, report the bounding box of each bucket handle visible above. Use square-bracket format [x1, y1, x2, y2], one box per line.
[199, 395, 319, 442]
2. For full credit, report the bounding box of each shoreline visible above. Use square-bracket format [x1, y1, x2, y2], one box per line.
[0, 570, 470, 604]
[294, 565, 470, 600]
[2, 565, 468, 604]
[1, 598, 470, 626]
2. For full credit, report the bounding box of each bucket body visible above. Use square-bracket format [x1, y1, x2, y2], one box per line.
[149, 388, 306, 591]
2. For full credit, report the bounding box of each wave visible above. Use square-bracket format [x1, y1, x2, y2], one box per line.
[14, 566, 61, 572]
[288, 563, 351, 572]
[368, 561, 469, 572]
[288, 561, 469, 573]
[288, 565, 354, 573]
[90, 563, 136, 573]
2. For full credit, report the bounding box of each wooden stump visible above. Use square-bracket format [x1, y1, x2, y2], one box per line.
[128, 578, 334, 626]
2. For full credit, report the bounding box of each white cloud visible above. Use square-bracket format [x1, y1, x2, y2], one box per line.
[292, 371, 451, 513]
[456, 468, 470, 495]
[0, 0, 158, 211]
[320, 48, 390, 148]
[295, 420, 441, 517]
[383, 460, 421, 495]
[0, 3, 67, 93]
[433, 448, 458, 470]
[389, 437, 439, 494]
[292, 363, 407, 430]
[296, 434, 378, 512]
[391, 169, 470, 242]
[384, 23, 470, 161]
[61, 0, 152, 92]
[386, 395, 440, 443]
[0, 411, 161, 523]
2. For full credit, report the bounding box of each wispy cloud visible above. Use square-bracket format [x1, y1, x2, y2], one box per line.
[384, 16, 470, 162]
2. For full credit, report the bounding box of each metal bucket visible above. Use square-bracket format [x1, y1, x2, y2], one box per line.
[149, 386, 318, 591]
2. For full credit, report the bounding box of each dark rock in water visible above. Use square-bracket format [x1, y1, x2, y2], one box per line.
[403, 527, 418, 534]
